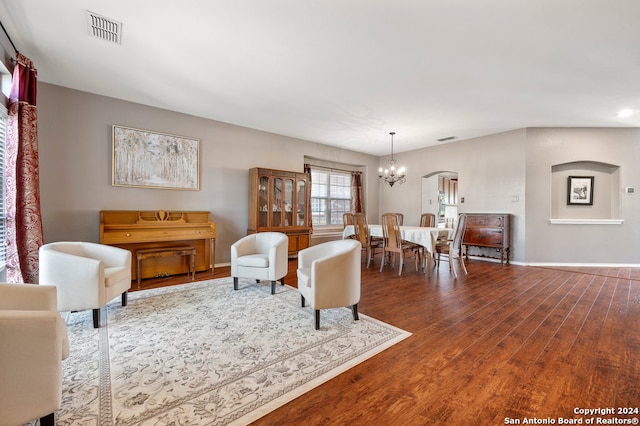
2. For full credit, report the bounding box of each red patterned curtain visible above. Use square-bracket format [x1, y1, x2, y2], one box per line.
[6, 52, 44, 283]
[351, 171, 364, 214]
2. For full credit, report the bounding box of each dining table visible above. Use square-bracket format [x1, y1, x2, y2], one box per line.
[343, 224, 453, 273]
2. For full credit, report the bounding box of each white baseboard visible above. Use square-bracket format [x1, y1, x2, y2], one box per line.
[526, 262, 640, 268]
[464, 257, 640, 268]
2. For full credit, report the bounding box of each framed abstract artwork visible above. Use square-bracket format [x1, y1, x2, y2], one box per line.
[567, 176, 594, 205]
[112, 125, 199, 190]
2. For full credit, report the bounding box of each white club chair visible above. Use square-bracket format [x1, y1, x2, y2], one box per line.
[0, 283, 70, 426]
[297, 239, 362, 330]
[39, 241, 132, 328]
[231, 232, 289, 294]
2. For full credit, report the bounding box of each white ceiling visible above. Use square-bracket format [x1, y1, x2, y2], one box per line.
[1, 0, 639, 156]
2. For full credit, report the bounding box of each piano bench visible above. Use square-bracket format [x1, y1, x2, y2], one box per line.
[135, 246, 196, 289]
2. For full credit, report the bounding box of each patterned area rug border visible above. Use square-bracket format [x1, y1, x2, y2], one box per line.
[50, 278, 411, 425]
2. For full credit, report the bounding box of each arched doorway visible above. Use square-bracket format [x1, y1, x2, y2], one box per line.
[422, 171, 458, 226]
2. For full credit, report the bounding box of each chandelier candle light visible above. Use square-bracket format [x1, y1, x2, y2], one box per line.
[378, 132, 406, 187]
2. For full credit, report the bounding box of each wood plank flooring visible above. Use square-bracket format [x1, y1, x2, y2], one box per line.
[135, 258, 640, 425]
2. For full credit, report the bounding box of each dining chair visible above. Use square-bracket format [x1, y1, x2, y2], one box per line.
[343, 212, 356, 239]
[420, 213, 436, 227]
[352, 213, 384, 268]
[435, 213, 468, 278]
[387, 212, 404, 225]
[380, 213, 421, 275]
[444, 216, 455, 229]
[419, 212, 438, 269]
[343, 212, 354, 228]
[382, 212, 404, 226]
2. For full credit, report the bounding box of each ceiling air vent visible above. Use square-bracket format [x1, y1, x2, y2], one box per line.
[437, 136, 457, 142]
[85, 11, 122, 44]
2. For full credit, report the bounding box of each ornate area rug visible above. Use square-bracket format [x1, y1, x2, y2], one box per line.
[44, 278, 410, 425]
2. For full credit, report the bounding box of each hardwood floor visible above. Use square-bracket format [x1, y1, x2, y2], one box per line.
[135, 258, 640, 425]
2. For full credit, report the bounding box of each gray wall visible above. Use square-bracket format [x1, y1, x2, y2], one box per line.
[525, 127, 640, 265]
[8, 69, 640, 268]
[37, 83, 380, 264]
[374, 127, 640, 266]
[378, 129, 528, 263]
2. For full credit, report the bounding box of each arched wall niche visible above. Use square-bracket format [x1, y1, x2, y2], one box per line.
[550, 160, 620, 220]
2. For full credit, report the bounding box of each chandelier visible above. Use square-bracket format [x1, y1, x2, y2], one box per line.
[378, 132, 406, 187]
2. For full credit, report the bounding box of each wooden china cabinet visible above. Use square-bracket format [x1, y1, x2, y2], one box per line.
[247, 167, 311, 256]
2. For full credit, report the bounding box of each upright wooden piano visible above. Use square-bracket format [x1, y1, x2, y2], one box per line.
[100, 210, 216, 281]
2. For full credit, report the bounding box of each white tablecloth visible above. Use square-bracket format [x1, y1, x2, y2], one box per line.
[343, 225, 451, 255]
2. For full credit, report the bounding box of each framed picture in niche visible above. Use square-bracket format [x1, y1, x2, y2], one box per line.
[112, 125, 199, 190]
[567, 176, 594, 205]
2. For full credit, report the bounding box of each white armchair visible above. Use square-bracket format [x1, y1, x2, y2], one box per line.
[297, 239, 362, 330]
[231, 232, 289, 294]
[39, 241, 132, 328]
[0, 283, 70, 426]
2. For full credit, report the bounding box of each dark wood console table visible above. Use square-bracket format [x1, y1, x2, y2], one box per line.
[462, 213, 511, 265]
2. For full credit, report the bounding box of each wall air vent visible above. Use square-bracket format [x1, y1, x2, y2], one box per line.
[437, 136, 457, 142]
[85, 11, 122, 44]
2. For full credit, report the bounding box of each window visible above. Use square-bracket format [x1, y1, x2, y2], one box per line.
[0, 104, 6, 269]
[310, 168, 352, 226]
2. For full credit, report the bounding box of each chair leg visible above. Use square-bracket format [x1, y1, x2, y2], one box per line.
[315, 310, 320, 330]
[93, 308, 100, 328]
[121, 291, 128, 307]
[455, 253, 468, 275]
[450, 253, 457, 279]
[271, 280, 276, 295]
[380, 250, 391, 272]
[233, 277, 239, 290]
[280, 277, 285, 286]
[352, 303, 359, 321]
[40, 413, 54, 426]
[301, 295, 306, 307]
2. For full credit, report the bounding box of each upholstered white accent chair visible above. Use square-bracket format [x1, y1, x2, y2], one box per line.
[39, 241, 132, 328]
[231, 232, 289, 294]
[0, 283, 70, 426]
[297, 239, 362, 330]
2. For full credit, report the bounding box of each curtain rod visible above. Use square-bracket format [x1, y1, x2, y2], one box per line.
[0, 20, 18, 55]
[307, 164, 355, 174]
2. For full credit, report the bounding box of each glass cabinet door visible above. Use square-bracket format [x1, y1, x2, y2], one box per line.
[258, 176, 269, 228]
[273, 178, 283, 227]
[297, 180, 306, 226]
[284, 178, 294, 227]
